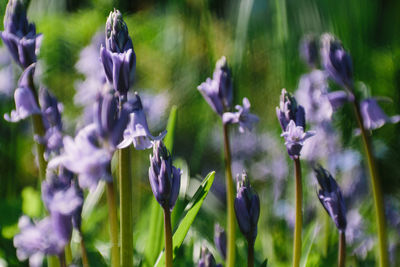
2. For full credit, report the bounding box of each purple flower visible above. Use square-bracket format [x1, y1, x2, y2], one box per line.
[49, 124, 112, 190]
[276, 88, 306, 131]
[300, 35, 319, 68]
[198, 56, 233, 116]
[320, 33, 353, 89]
[281, 120, 315, 158]
[13, 216, 66, 265]
[118, 93, 166, 150]
[314, 165, 347, 232]
[214, 224, 226, 260]
[39, 87, 63, 130]
[148, 140, 181, 211]
[4, 64, 40, 122]
[0, 0, 42, 68]
[327, 90, 351, 110]
[360, 98, 400, 130]
[100, 9, 135, 96]
[198, 247, 221, 267]
[234, 171, 260, 243]
[222, 97, 259, 133]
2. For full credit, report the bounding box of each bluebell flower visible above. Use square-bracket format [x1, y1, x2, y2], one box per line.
[0, 0, 42, 68]
[198, 246, 222, 267]
[300, 35, 319, 68]
[234, 171, 260, 243]
[320, 33, 353, 89]
[276, 88, 306, 131]
[49, 124, 112, 190]
[39, 87, 63, 130]
[4, 64, 40, 122]
[360, 98, 400, 130]
[281, 120, 315, 158]
[314, 165, 347, 232]
[222, 97, 259, 133]
[148, 140, 181, 211]
[327, 90, 351, 110]
[198, 56, 233, 116]
[214, 224, 227, 260]
[118, 93, 166, 150]
[100, 9, 135, 96]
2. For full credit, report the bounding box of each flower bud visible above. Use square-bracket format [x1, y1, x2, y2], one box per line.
[148, 140, 181, 211]
[198, 247, 221, 267]
[300, 35, 319, 68]
[214, 224, 226, 260]
[105, 9, 133, 53]
[276, 88, 306, 131]
[234, 171, 260, 243]
[314, 165, 347, 232]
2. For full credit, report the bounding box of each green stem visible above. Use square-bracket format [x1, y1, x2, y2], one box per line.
[338, 231, 346, 267]
[351, 100, 389, 267]
[223, 123, 236, 267]
[247, 239, 254, 267]
[65, 242, 72, 265]
[293, 158, 302, 267]
[106, 181, 120, 267]
[48, 256, 60, 267]
[119, 147, 133, 267]
[163, 207, 173, 267]
[80, 231, 89, 267]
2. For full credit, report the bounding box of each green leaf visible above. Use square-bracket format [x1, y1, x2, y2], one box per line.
[143, 106, 178, 267]
[154, 171, 215, 267]
[21, 187, 42, 217]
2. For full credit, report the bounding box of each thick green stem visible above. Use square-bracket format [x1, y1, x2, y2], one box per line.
[80, 231, 89, 267]
[338, 231, 346, 267]
[293, 158, 302, 267]
[163, 207, 173, 267]
[106, 181, 120, 267]
[351, 100, 388, 267]
[119, 147, 133, 267]
[223, 123, 236, 267]
[247, 239, 254, 267]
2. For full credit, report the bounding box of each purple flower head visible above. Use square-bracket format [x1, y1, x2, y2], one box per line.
[214, 224, 226, 260]
[360, 98, 400, 130]
[118, 92, 166, 150]
[320, 33, 353, 89]
[198, 246, 221, 267]
[314, 165, 347, 232]
[222, 97, 259, 133]
[198, 56, 233, 116]
[48, 124, 112, 190]
[101, 9, 135, 96]
[300, 35, 319, 68]
[94, 90, 131, 147]
[281, 120, 315, 158]
[148, 140, 181, 211]
[13, 216, 66, 264]
[0, 0, 42, 68]
[276, 88, 306, 131]
[234, 171, 260, 243]
[4, 64, 40, 122]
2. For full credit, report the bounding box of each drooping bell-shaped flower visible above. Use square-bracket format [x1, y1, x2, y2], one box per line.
[100, 9, 135, 96]
[314, 165, 347, 232]
[198, 246, 221, 267]
[281, 120, 315, 158]
[360, 98, 400, 130]
[198, 56, 233, 116]
[276, 88, 306, 131]
[214, 224, 227, 260]
[234, 171, 260, 244]
[0, 0, 42, 68]
[118, 92, 166, 150]
[4, 64, 40, 122]
[148, 140, 181, 211]
[222, 97, 259, 133]
[300, 35, 319, 68]
[320, 33, 353, 89]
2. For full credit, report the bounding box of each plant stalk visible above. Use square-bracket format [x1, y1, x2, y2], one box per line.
[31, 114, 47, 181]
[65, 242, 72, 265]
[338, 231, 346, 267]
[80, 231, 89, 267]
[351, 100, 388, 267]
[106, 181, 120, 267]
[119, 147, 133, 267]
[247, 239, 255, 267]
[293, 158, 303, 267]
[223, 123, 236, 267]
[163, 207, 173, 267]
[59, 252, 66, 267]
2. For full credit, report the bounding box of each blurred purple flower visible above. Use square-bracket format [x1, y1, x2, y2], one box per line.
[320, 33, 353, 89]
[0, 0, 42, 68]
[300, 35, 319, 68]
[198, 56, 233, 116]
[214, 224, 227, 260]
[281, 120, 315, 158]
[222, 97, 259, 133]
[148, 140, 181, 211]
[118, 93, 166, 150]
[198, 247, 221, 267]
[360, 98, 400, 130]
[0, 47, 15, 97]
[327, 90, 351, 110]
[276, 88, 305, 131]
[39, 87, 63, 130]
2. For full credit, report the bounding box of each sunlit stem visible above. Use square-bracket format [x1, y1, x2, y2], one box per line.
[293, 158, 302, 267]
[338, 231, 346, 267]
[163, 207, 173, 267]
[350, 99, 388, 267]
[106, 181, 120, 267]
[223, 123, 236, 267]
[247, 239, 254, 267]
